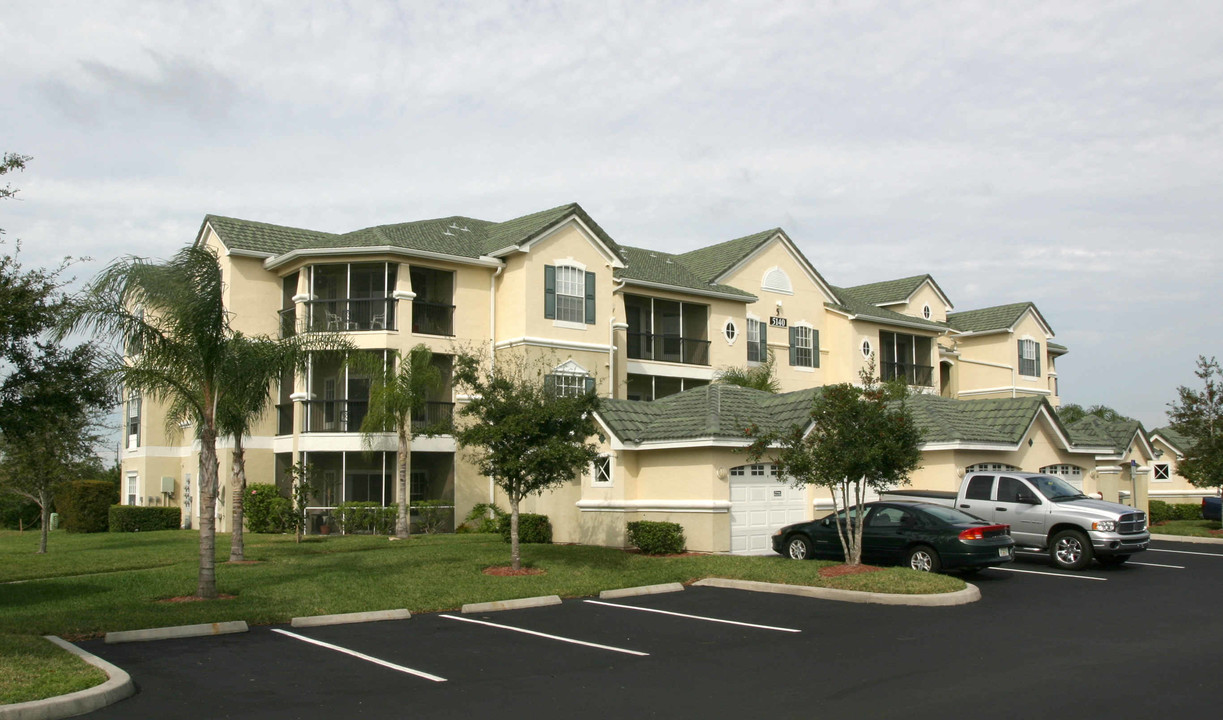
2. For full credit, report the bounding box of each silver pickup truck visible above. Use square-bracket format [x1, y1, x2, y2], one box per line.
[882, 471, 1150, 570]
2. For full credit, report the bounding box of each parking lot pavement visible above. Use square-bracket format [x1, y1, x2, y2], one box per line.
[78, 538, 1223, 719]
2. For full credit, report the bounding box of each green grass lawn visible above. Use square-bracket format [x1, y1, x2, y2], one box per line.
[0, 635, 107, 705]
[0, 528, 964, 705]
[1150, 519, 1222, 538]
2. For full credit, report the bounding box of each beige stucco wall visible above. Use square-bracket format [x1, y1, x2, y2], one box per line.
[897, 283, 950, 323]
[1147, 437, 1211, 502]
[951, 312, 1057, 402]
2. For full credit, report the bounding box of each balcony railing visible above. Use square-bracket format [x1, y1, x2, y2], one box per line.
[882, 361, 934, 387]
[625, 332, 710, 366]
[278, 308, 297, 338]
[411, 401, 455, 433]
[411, 300, 455, 337]
[305, 298, 396, 332]
[301, 399, 370, 433]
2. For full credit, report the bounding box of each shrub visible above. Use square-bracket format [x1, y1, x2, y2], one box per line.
[54, 480, 115, 533]
[413, 500, 451, 534]
[498, 513, 552, 544]
[458, 502, 506, 534]
[1149, 501, 1203, 524]
[334, 502, 397, 535]
[626, 520, 687, 555]
[109, 506, 181, 532]
[244, 483, 291, 533]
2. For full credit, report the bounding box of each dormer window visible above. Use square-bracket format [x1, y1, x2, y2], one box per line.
[545, 264, 595, 326]
[1018, 338, 1041, 377]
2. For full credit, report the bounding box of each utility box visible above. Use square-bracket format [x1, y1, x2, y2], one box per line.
[161, 477, 176, 496]
[49, 513, 59, 531]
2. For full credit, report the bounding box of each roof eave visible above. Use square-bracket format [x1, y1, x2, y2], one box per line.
[264, 246, 504, 270]
[619, 278, 757, 303]
[711, 230, 839, 304]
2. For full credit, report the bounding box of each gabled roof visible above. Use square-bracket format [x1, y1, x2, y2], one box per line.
[842, 274, 953, 310]
[1149, 426, 1193, 453]
[596, 384, 821, 445]
[675, 228, 838, 302]
[827, 286, 949, 333]
[616, 247, 756, 301]
[201, 202, 625, 265]
[946, 302, 1054, 336]
[1065, 416, 1149, 456]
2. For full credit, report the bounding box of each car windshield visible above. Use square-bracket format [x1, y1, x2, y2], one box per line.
[1028, 474, 1087, 501]
[917, 504, 987, 525]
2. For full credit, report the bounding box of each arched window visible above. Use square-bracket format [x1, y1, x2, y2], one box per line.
[761, 267, 793, 294]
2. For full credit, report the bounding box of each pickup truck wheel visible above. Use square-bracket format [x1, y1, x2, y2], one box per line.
[786, 535, 813, 560]
[1097, 555, 1129, 566]
[906, 545, 941, 573]
[1050, 529, 1093, 570]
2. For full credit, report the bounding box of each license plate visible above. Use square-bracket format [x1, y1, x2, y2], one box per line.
[999, 548, 1011, 558]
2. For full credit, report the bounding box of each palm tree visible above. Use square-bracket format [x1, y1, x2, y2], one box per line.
[352, 344, 443, 539]
[715, 349, 781, 393]
[60, 245, 230, 598]
[213, 331, 346, 562]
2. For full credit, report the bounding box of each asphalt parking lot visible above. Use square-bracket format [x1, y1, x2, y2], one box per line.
[78, 538, 1223, 719]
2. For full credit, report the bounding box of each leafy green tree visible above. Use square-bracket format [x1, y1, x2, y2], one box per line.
[1167, 356, 1223, 498]
[213, 331, 347, 561]
[1057, 403, 1132, 425]
[0, 343, 112, 553]
[351, 344, 443, 539]
[715, 349, 780, 393]
[746, 363, 922, 565]
[60, 245, 232, 598]
[453, 353, 602, 570]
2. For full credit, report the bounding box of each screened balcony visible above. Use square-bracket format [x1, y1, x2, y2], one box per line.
[304, 262, 398, 332]
[410, 266, 455, 336]
[624, 294, 710, 366]
[879, 331, 935, 387]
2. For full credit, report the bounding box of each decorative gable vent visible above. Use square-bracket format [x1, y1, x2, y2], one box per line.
[761, 267, 793, 294]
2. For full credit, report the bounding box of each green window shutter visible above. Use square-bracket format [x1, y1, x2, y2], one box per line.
[584, 376, 595, 393]
[544, 265, 556, 319]
[543, 374, 556, 394]
[1036, 343, 1042, 377]
[789, 326, 798, 366]
[812, 329, 820, 368]
[584, 271, 596, 324]
[760, 320, 767, 358]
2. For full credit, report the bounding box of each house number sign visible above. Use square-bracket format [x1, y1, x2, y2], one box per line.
[769, 316, 788, 328]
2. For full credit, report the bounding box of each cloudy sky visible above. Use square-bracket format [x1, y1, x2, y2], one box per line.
[3, 0, 1221, 429]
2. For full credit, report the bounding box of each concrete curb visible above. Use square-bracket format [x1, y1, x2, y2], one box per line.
[461, 595, 562, 613]
[1151, 533, 1223, 545]
[599, 583, 685, 599]
[692, 577, 981, 606]
[105, 620, 248, 644]
[0, 636, 134, 720]
[291, 609, 412, 628]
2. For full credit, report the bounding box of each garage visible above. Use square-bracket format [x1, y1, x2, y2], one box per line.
[729, 463, 808, 555]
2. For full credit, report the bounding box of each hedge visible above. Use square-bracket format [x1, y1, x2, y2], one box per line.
[626, 520, 687, 555]
[334, 502, 397, 535]
[498, 513, 552, 544]
[244, 483, 291, 533]
[54, 480, 115, 533]
[1149, 500, 1205, 524]
[109, 506, 181, 532]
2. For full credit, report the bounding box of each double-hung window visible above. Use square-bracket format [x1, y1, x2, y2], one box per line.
[1018, 339, 1041, 377]
[546, 372, 594, 397]
[789, 325, 816, 368]
[544, 265, 595, 325]
[747, 319, 766, 363]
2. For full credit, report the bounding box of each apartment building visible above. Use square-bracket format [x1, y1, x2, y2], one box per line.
[123, 201, 1142, 554]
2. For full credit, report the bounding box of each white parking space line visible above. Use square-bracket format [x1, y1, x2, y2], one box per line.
[1128, 561, 1185, 569]
[990, 567, 1107, 581]
[584, 600, 802, 633]
[1149, 548, 1223, 558]
[271, 629, 447, 683]
[438, 614, 649, 656]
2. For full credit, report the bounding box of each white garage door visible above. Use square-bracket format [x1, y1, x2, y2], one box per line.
[729, 464, 808, 555]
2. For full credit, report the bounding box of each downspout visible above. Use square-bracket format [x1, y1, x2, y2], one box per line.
[489, 264, 504, 506]
[609, 277, 627, 398]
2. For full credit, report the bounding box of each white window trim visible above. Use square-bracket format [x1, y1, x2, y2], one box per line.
[722, 318, 739, 345]
[1152, 463, 1172, 482]
[590, 454, 614, 487]
[553, 263, 587, 326]
[922, 303, 932, 320]
[861, 339, 873, 359]
[761, 266, 794, 295]
[1018, 337, 1040, 378]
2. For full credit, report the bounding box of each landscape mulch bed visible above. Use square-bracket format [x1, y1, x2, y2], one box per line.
[819, 564, 884, 578]
[157, 594, 238, 603]
[482, 566, 546, 576]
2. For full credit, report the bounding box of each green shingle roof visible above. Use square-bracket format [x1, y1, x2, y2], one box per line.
[675, 229, 780, 283]
[828, 286, 948, 332]
[204, 203, 624, 262]
[1065, 416, 1146, 454]
[947, 302, 1050, 334]
[907, 395, 1052, 445]
[1149, 426, 1193, 453]
[842, 274, 947, 307]
[616, 247, 756, 300]
[597, 385, 821, 443]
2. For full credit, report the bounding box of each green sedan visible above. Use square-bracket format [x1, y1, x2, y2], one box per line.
[772, 501, 1016, 573]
